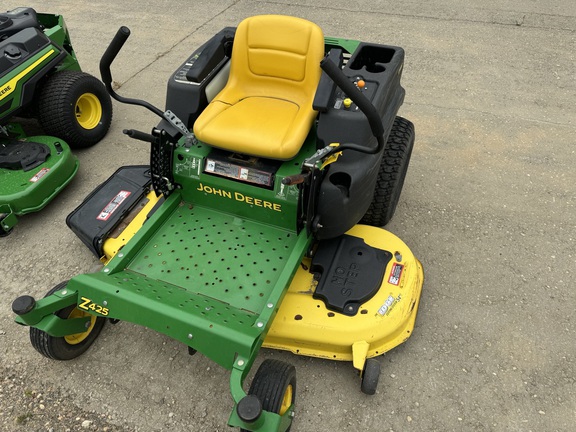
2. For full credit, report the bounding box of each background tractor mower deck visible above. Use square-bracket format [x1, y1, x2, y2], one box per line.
[12, 15, 423, 432]
[0, 7, 112, 235]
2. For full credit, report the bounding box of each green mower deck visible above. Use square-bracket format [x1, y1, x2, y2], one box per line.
[0, 134, 78, 232]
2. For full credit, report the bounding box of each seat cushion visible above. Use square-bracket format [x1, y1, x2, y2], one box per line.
[195, 97, 308, 159]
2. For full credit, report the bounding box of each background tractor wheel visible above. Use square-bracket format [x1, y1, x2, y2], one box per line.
[38, 71, 112, 149]
[29, 281, 105, 360]
[0, 213, 12, 237]
[361, 116, 415, 227]
[240, 359, 296, 431]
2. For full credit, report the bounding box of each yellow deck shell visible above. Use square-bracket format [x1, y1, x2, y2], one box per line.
[264, 224, 423, 372]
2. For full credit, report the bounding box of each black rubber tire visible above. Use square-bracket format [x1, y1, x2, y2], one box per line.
[0, 213, 11, 237]
[240, 359, 296, 432]
[360, 116, 415, 227]
[360, 358, 381, 395]
[37, 71, 112, 149]
[29, 281, 106, 360]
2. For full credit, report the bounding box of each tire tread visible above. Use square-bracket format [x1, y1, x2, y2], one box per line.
[361, 116, 415, 227]
[38, 71, 112, 149]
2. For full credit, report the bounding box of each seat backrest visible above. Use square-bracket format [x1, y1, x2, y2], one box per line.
[224, 15, 324, 106]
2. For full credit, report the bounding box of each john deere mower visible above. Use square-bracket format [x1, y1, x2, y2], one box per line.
[0, 7, 112, 235]
[12, 15, 423, 431]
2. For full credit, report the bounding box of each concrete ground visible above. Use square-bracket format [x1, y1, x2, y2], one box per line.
[1, 1, 575, 431]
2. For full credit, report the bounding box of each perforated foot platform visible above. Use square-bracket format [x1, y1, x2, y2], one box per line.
[68, 197, 312, 369]
[311, 234, 392, 315]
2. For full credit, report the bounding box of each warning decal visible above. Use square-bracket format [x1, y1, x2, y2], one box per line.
[388, 262, 404, 286]
[97, 190, 131, 221]
[30, 168, 50, 182]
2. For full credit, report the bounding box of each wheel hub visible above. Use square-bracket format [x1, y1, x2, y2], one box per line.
[75, 92, 102, 130]
[279, 384, 293, 416]
[64, 308, 97, 345]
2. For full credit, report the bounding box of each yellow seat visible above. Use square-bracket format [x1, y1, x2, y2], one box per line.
[193, 15, 324, 160]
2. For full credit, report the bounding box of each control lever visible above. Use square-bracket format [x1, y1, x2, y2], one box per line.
[123, 129, 156, 144]
[320, 56, 385, 154]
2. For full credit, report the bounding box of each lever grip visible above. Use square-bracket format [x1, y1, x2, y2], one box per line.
[100, 26, 131, 86]
[123, 129, 155, 143]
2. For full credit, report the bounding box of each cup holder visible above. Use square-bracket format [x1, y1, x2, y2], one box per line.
[0, 17, 13, 30]
[348, 45, 396, 73]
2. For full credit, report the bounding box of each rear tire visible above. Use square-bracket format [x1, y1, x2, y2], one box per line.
[38, 71, 112, 149]
[29, 281, 105, 360]
[361, 116, 415, 227]
[240, 359, 296, 431]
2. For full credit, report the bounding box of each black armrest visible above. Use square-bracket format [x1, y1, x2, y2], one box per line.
[186, 28, 235, 83]
[312, 48, 343, 112]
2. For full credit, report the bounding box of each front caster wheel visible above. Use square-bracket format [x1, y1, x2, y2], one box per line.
[240, 359, 296, 431]
[29, 281, 105, 360]
[360, 358, 381, 395]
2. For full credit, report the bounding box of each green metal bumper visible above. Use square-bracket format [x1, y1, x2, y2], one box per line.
[14, 288, 91, 336]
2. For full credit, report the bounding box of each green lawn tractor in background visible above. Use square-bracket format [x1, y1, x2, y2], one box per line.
[12, 15, 423, 431]
[0, 7, 112, 235]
